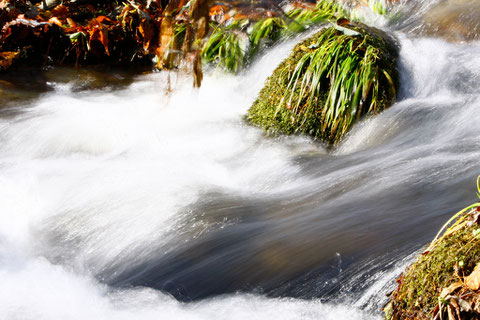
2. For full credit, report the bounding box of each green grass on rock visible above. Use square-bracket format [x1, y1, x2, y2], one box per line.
[246, 21, 398, 145]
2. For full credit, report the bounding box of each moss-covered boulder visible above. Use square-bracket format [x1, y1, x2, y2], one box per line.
[246, 21, 398, 145]
[385, 201, 480, 320]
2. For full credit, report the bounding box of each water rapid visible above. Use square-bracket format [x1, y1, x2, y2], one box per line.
[1, 1, 480, 318]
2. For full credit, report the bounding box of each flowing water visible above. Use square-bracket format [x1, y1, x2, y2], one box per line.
[1, 1, 480, 319]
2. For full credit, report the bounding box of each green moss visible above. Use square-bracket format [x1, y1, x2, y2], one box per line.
[386, 196, 480, 319]
[246, 22, 398, 144]
[391, 225, 480, 318]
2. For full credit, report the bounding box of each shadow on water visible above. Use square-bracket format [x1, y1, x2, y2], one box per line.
[95, 81, 480, 302]
[0, 69, 52, 116]
[29, 64, 480, 305]
[0, 66, 150, 117]
[101, 160, 477, 302]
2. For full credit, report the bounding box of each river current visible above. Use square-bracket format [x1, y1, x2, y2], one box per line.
[1, 0, 479, 319]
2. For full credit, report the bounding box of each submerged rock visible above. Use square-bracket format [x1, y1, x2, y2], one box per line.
[385, 201, 480, 320]
[421, 0, 480, 42]
[246, 21, 398, 145]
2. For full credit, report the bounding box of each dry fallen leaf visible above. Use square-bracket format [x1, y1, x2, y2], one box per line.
[96, 15, 115, 25]
[156, 15, 174, 68]
[192, 50, 202, 88]
[88, 20, 109, 56]
[0, 51, 20, 70]
[48, 17, 63, 27]
[51, 4, 69, 19]
[457, 298, 472, 312]
[66, 18, 76, 28]
[450, 298, 462, 319]
[337, 18, 351, 26]
[441, 282, 463, 298]
[465, 264, 480, 290]
[138, 17, 155, 52]
[447, 304, 457, 320]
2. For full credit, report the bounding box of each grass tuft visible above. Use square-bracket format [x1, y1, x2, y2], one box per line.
[286, 0, 346, 33]
[246, 22, 398, 144]
[201, 21, 247, 73]
[201, 0, 348, 73]
[368, 0, 388, 16]
[249, 17, 287, 57]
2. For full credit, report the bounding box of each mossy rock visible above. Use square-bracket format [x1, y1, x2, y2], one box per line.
[246, 21, 399, 145]
[385, 205, 480, 320]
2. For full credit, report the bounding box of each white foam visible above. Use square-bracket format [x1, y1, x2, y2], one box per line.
[0, 8, 478, 319]
[0, 256, 378, 320]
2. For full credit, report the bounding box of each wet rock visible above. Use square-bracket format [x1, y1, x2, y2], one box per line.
[385, 203, 480, 320]
[421, 0, 480, 42]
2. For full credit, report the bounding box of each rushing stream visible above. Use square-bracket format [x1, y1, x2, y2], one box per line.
[1, 0, 480, 319]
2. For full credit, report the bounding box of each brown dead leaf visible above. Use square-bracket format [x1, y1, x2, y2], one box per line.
[66, 18, 76, 28]
[474, 296, 480, 313]
[466, 264, 480, 290]
[192, 50, 202, 88]
[457, 298, 472, 312]
[51, 4, 69, 19]
[156, 15, 173, 67]
[194, 16, 206, 41]
[447, 304, 458, 320]
[209, 4, 226, 23]
[181, 24, 192, 55]
[337, 18, 351, 26]
[432, 303, 440, 319]
[138, 17, 155, 52]
[48, 17, 63, 27]
[233, 13, 248, 20]
[288, 1, 316, 10]
[441, 282, 463, 298]
[96, 15, 115, 25]
[450, 298, 462, 319]
[88, 20, 109, 56]
[0, 51, 19, 70]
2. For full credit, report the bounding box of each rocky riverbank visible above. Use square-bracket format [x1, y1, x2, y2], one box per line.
[385, 180, 480, 320]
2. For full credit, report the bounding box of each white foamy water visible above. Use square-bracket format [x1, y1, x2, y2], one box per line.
[0, 35, 380, 320]
[0, 255, 378, 320]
